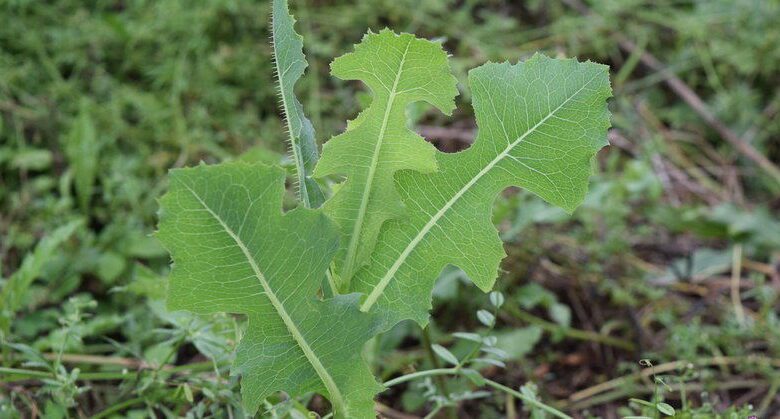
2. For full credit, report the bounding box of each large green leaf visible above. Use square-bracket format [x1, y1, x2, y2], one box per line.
[353, 55, 612, 326]
[158, 163, 382, 417]
[314, 30, 459, 291]
[272, 0, 324, 208]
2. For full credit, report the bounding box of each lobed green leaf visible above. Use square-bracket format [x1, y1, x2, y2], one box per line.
[314, 29, 459, 291]
[353, 54, 612, 327]
[158, 163, 382, 417]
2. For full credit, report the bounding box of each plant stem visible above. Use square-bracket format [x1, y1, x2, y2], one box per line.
[0, 353, 154, 368]
[0, 367, 52, 379]
[483, 379, 572, 419]
[758, 379, 780, 416]
[423, 404, 445, 419]
[731, 244, 745, 326]
[503, 304, 635, 351]
[568, 355, 780, 403]
[0, 361, 217, 383]
[384, 367, 459, 387]
[568, 379, 764, 411]
[419, 326, 449, 396]
[90, 396, 147, 419]
[384, 368, 571, 419]
[420, 325, 458, 419]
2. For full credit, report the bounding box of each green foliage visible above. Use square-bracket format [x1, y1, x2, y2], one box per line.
[272, 0, 324, 208]
[0, 220, 82, 337]
[354, 55, 611, 326]
[63, 100, 98, 213]
[314, 29, 458, 291]
[158, 8, 610, 414]
[158, 163, 382, 416]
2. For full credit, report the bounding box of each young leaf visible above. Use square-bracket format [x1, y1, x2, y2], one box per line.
[452, 332, 482, 343]
[489, 291, 505, 308]
[431, 344, 459, 366]
[656, 402, 676, 416]
[158, 163, 382, 417]
[354, 54, 612, 327]
[64, 99, 98, 213]
[272, 0, 324, 208]
[476, 309, 495, 327]
[482, 335, 498, 347]
[461, 368, 487, 386]
[314, 30, 458, 291]
[473, 358, 506, 368]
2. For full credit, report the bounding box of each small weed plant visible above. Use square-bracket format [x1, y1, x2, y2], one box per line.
[157, 0, 611, 417]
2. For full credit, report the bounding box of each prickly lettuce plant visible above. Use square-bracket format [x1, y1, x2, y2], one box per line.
[157, 0, 612, 416]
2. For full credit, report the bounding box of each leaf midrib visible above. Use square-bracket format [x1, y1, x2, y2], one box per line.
[340, 37, 413, 287]
[360, 73, 600, 312]
[181, 183, 346, 412]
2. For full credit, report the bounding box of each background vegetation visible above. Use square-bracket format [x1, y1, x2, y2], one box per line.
[1, 0, 778, 417]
